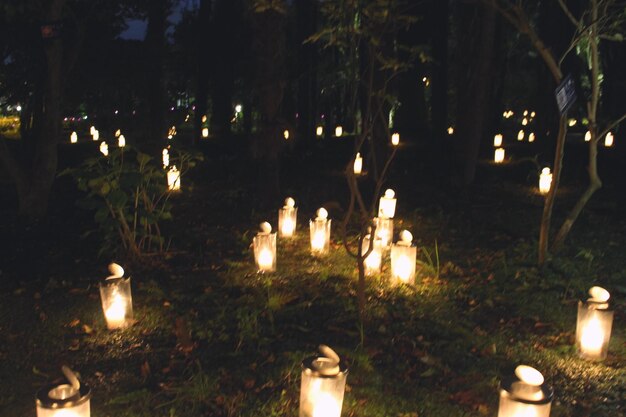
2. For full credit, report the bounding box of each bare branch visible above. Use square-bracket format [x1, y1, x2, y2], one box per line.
[598, 112, 626, 140]
[556, 0, 581, 28]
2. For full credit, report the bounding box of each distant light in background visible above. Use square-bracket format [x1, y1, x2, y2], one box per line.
[517, 130, 524, 141]
[604, 132, 614, 147]
[528, 132, 536, 143]
[585, 131, 591, 142]
[447, 126, 454, 135]
[235, 104, 242, 113]
[16, 105, 22, 112]
[568, 118, 577, 127]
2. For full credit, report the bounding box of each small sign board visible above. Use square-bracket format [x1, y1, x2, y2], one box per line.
[555, 74, 577, 115]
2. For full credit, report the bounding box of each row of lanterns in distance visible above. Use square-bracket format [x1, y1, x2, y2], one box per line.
[36, 266, 615, 415]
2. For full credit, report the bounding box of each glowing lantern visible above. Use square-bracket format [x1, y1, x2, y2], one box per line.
[284, 129, 290, 140]
[300, 345, 348, 417]
[494, 134, 503, 147]
[539, 167, 552, 195]
[576, 286, 613, 360]
[353, 153, 363, 175]
[115, 129, 121, 138]
[568, 118, 577, 127]
[517, 130, 524, 141]
[447, 126, 454, 135]
[604, 132, 614, 147]
[531, 111, 536, 118]
[167, 166, 181, 191]
[253, 222, 277, 273]
[36, 366, 91, 417]
[497, 365, 552, 417]
[362, 234, 383, 276]
[585, 131, 591, 142]
[522, 118, 528, 126]
[523, 110, 529, 116]
[316, 126, 324, 137]
[70, 132, 78, 144]
[528, 132, 536, 143]
[310, 208, 331, 255]
[89, 126, 95, 135]
[168, 126, 176, 140]
[118, 135, 126, 148]
[235, 104, 242, 113]
[378, 189, 397, 219]
[92, 130, 99, 141]
[391, 132, 400, 146]
[391, 230, 417, 284]
[202, 127, 209, 138]
[99, 263, 133, 330]
[201, 115, 207, 123]
[373, 217, 393, 248]
[162, 148, 170, 168]
[494, 148, 505, 164]
[99, 141, 108, 156]
[278, 197, 298, 238]
[334, 126, 343, 137]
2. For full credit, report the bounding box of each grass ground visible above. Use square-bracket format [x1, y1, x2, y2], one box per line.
[0, 136, 624, 417]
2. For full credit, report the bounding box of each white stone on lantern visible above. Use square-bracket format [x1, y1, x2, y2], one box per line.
[391, 230, 417, 284]
[494, 148, 505, 163]
[278, 197, 298, 238]
[115, 129, 121, 138]
[118, 135, 126, 148]
[316, 126, 324, 137]
[378, 189, 397, 219]
[494, 134, 503, 147]
[202, 127, 209, 138]
[99, 263, 133, 330]
[539, 167, 552, 195]
[373, 217, 393, 249]
[585, 131, 591, 142]
[497, 365, 552, 417]
[517, 130, 524, 141]
[99, 141, 108, 156]
[353, 153, 363, 175]
[70, 132, 78, 144]
[576, 286, 613, 360]
[36, 367, 91, 417]
[284, 130, 290, 140]
[310, 208, 331, 255]
[299, 345, 348, 417]
[253, 222, 277, 272]
[391, 132, 400, 146]
[362, 234, 383, 276]
[334, 126, 343, 137]
[167, 166, 181, 191]
[604, 132, 614, 147]
[162, 148, 170, 168]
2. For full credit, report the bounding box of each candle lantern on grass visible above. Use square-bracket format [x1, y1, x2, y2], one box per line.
[99, 263, 133, 330]
[310, 208, 331, 255]
[316, 126, 324, 137]
[528, 132, 536, 143]
[115, 129, 121, 138]
[391, 133, 400, 146]
[539, 167, 552, 195]
[202, 127, 209, 138]
[494, 148, 505, 163]
[253, 222, 276, 272]
[497, 365, 552, 417]
[378, 189, 397, 219]
[373, 217, 393, 249]
[353, 153, 363, 175]
[391, 230, 416, 284]
[167, 166, 181, 191]
[517, 130, 524, 141]
[89, 126, 96, 135]
[162, 148, 170, 168]
[585, 131, 591, 142]
[300, 345, 348, 417]
[335, 126, 343, 137]
[92, 130, 99, 141]
[118, 134, 126, 148]
[362, 234, 383, 276]
[36, 366, 91, 417]
[576, 286, 613, 360]
[284, 130, 290, 140]
[99, 141, 108, 156]
[494, 134, 503, 147]
[70, 132, 78, 144]
[605, 132, 614, 147]
[278, 197, 297, 238]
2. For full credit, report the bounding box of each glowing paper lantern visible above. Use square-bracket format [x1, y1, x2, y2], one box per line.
[373, 217, 393, 249]
[517, 130, 524, 141]
[494, 148, 505, 163]
[118, 135, 126, 148]
[528, 132, 536, 143]
[99, 263, 133, 330]
[284, 130, 290, 140]
[585, 131, 591, 142]
[167, 166, 181, 191]
[576, 286, 613, 360]
[300, 345, 348, 417]
[310, 208, 331, 255]
[497, 365, 552, 417]
[316, 126, 324, 137]
[362, 234, 383, 276]
[539, 167, 552, 195]
[278, 197, 298, 238]
[494, 134, 503, 147]
[70, 132, 78, 144]
[604, 132, 614, 147]
[353, 153, 363, 175]
[334, 126, 343, 137]
[253, 222, 277, 272]
[36, 367, 91, 417]
[202, 127, 209, 138]
[378, 189, 397, 219]
[391, 133, 400, 146]
[162, 148, 170, 168]
[391, 230, 417, 284]
[99, 141, 108, 156]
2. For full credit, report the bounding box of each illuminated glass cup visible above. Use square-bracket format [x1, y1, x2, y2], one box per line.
[99, 277, 133, 330]
[576, 286, 613, 361]
[36, 383, 91, 417]
[497, 365, 552, 417]
[278, 197, 298, 238]
[310, 208, 331, 255]
[254, 222, 277, 272]
[362, 234, 383, 276]
[300, 350, 348, 417]
[390, 230, 416, 284]
[373, 217, 393, 249]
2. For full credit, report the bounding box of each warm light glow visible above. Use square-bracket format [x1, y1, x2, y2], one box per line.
[201, 115, 207, 123]
[391, 132, 400, 146]
[104, 293, 127, 329]
[364, 246, 381, 272]
[92, 130, 99, 141]
[515, 365, 544, 386]
[311, 392, 341, 417]
[585, 131, 591, 142]
[503, 110, 514, 119]
[167, 166, 181, 191]
[90, 126, 95, 135]
[118, 135, 126, 148]
[522, 118, 528, 126]
[316, 126, 323, 137]
[70, 132, 78, 143]
[311, 231, 326, 251]
[568, 118, 577, 127]
[528, 133, 536, 143]
[235, 104, 242, 113]
[523, 110, 529, 117]
[254, 224, 276, 272]
[335, 126, 343, 137]
[353, 153, 362, 175]
[202, 127, 209, 138]
[580, 316, 605, 357]
[378, 189, 397, 218]
[279, 198, 297, 238]
[115, 129, 121, 138]
[539, 167, 552, 195]
[604, 132, 614, 147]
[494, 148, 505, 163]
[281, 218, 295, 236]
[517, 130, 524, 141]
[531, 111, 536, 118]
[447, 126, 454, 135]
[284, 129, 290, 140]
[310, 209, 331, 255]
[494, 134, 503, 147]
[99, 141, 108, 156]
[257, 248, 274, 270]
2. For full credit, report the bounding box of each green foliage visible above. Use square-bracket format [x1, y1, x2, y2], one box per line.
[61, 146, 203, 259]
